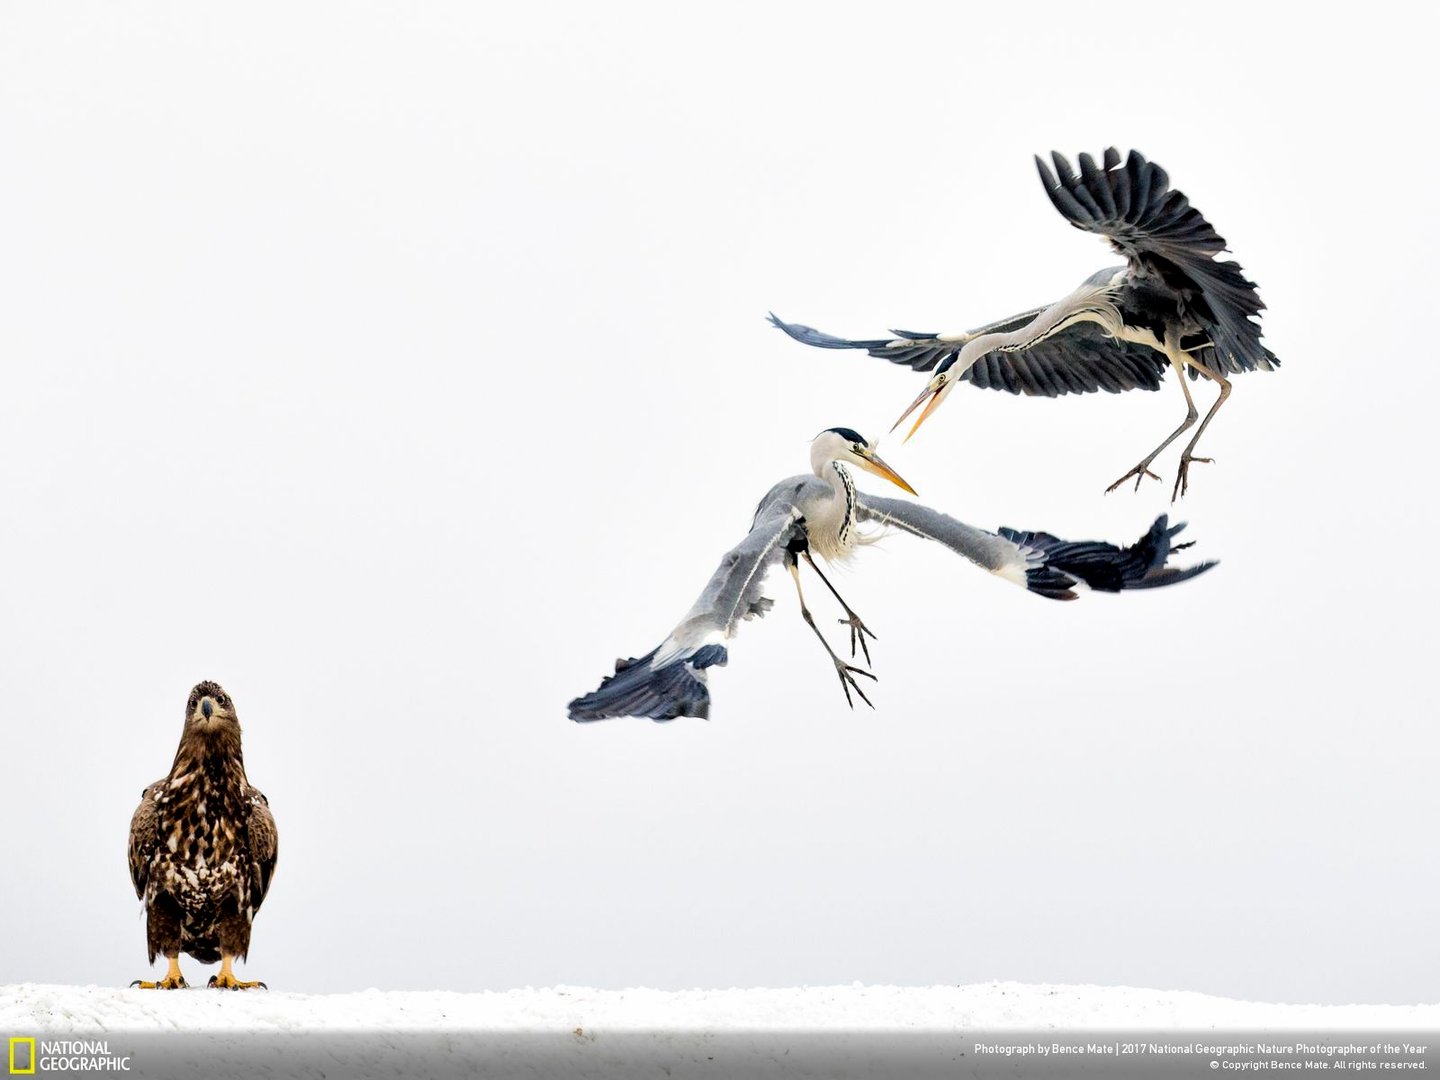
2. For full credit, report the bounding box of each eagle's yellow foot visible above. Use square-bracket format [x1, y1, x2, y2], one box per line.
[130, 975, 188, 989]
[132, 957, 188, 989]
[207, 972, 266, 990]
[208, 955, 267, 990]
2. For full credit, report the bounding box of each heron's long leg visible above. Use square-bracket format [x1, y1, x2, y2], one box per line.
[1105, 349, 1199, 495]
[800, 551, 876, 665]
[788, 560, 875, 710]
[1171, 357, 1233, 500]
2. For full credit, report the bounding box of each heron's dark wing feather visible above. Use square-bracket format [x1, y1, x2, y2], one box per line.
[962, 321, 1168, 395]
[569, 481, 819, 722]
[127, 781, 165, 900]
[245, 787, 278, 913]
[858, 496, 1215, 600]
[1036, 149, 1277, 375]
[997, 516, 1217, 592]
[770, 312, 1168, 396]
[770, 308, 1043, 374]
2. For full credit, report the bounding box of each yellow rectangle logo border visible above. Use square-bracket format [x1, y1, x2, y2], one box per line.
[8, 1036, 36, 1075]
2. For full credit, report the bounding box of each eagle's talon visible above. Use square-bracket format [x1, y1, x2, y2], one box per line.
[131, 974, 188, 990]
[208, 970, 267, 990]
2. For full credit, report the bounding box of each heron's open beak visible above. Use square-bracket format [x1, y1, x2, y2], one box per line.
[857, 450, 917, 496]
[890, 383, 944, 444]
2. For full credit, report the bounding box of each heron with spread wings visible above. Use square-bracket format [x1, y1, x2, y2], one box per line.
[568, 428, 1214, 722]
[770, 149, 1277, 500]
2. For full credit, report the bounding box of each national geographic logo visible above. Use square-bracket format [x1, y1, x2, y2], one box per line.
[8, 1039, 34, 1075]
[8, 1039, 131, 1073]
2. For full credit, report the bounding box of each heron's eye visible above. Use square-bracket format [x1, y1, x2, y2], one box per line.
[853, 443, 864, 453]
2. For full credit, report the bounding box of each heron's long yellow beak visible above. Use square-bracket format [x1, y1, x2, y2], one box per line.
[857, 450, 917, 496]
[891, 383, 945, 444]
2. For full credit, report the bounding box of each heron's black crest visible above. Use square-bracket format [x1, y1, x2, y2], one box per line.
[823, 427, 867, 445]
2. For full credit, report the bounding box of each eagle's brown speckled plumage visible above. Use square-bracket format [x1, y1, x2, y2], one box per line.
[127, 681, 277, 987]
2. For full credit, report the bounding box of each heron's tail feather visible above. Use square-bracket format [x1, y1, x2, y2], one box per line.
[1002, 514, 1216, 600]
[568, 644, 728, 723]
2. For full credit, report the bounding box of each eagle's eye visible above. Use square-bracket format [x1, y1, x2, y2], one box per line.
[216, 693, 229, 706]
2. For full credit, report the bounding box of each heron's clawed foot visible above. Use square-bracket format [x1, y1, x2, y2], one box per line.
[832, 657, 877, 710]
[208, 973, 268, 990]
[131, 975, 188, 990]
[1171, 454, 1214, 502]
[836, 612, 877, 665]
[1105, 463, 1162, 494]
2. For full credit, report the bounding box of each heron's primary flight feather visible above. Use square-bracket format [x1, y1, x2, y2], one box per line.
[1034, 149, 1277, 376]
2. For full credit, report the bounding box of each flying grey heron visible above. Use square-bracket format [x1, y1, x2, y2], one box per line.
[568, 428, 1215, 722]
[769, 149, 1277, 500]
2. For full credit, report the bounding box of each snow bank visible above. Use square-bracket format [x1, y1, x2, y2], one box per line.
[4, 983, 1436, 1080]
[4, 981, 1438, 1032]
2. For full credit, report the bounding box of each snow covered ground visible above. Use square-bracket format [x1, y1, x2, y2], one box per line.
[4, 983, 1436, 1078]
[5, 980, 1440, 1031]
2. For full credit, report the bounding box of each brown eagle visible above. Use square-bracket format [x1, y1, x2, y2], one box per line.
[127, 681, 278, 990]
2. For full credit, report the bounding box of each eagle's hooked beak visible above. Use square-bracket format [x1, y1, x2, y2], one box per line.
[201, 698, 214, 720]
[891, 382, 945, 444]
[856, 448, 918, 496]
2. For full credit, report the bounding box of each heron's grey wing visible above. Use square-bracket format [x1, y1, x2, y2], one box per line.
[858, 495, 1216, 601]
[959, 320, 1168, 395]
[769, 311, 1168, 396]
[128, 780, 164, 900]
[769, 308, 1045, 373]
[246, 786, 278, 914]
[1036, 148, 1276, 376]
[569, 483, 814, 722]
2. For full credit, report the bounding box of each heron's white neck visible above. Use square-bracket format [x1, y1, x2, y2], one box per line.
[810, 455, 858, 553]
[816, 457, 852, 494]
[955, 280, 1122, 370]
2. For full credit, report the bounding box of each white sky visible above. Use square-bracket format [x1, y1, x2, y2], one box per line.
[0, 2, 1435, 1004]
